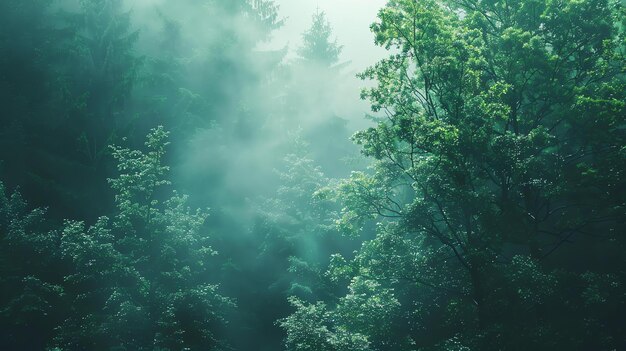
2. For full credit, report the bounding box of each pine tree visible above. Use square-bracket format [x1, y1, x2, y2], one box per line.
[285, 10, 356, 177]
[1, 0, 143, 221]
[64, 0, 141, 165]
[0, 183, 64, 350]
[297, 10, 343, 67]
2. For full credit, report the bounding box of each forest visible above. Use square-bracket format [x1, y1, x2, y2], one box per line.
[0, 0, 624, 350]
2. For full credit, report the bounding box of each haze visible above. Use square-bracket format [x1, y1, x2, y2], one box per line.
[1, 0, 623, 350]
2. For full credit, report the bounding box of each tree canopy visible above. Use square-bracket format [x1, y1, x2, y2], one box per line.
[0, 0, 624, 350]
[283, 0, 625, 349]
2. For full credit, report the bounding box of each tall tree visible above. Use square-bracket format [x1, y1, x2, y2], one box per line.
[0, 183, 65, 350]
[297, 10, 343, 67]
[283, 10, 357, 177]
[55, 127, 233, 350]
[0, 0, 70, 216]
[0, 0, 142, 221]
[64, 0, 140, 159]
[284, 0, 626, 349]
[133, 0, 283, 135]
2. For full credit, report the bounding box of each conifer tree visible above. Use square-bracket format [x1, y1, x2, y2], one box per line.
[0, 183, 64, 350]
[64, 0, 141, 164]
[285, 10, 356, 177]
[297, 10, 343, 67]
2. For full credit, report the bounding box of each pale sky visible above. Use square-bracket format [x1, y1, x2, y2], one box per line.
[269, 0, 389, 70]
[128, 0, 389, 70]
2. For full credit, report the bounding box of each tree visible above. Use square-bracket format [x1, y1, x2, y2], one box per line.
[279, 296, 371, 351]
[284, 0, 626, 349]
[283, 10, 357, 177]
[216, 133, 348, 351]
[132, 0, 283, 135]
[145, 0, 286, 206]
[63, 0, 141, 162]
[0, 183, 64, 350]
[0, 0, 76, 218]
[0, 0, 143, 221]
[55, 127, 233, 350]
[297, 10, 343, 67]
[254, 133, 341, 299]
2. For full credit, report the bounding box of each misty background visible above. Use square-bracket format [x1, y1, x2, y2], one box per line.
[0, 0, 386, 349]
[269, 0, 387, 68]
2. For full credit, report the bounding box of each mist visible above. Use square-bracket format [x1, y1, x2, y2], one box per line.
[270, 0, 387, 69]
[2, 0, 623, 350]
[0, 0, 386, 349]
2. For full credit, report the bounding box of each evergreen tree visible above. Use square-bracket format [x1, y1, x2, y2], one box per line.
[218, 133, 343, 351]
[285, 10, 356, 177]
[0, 183, 64, 350]
[64, 0, 140, 163]
[0, 0, 142, 221]
[297, 10, 343, 67]
[0, 0, 71, 216]
[255, 133, 342, 300]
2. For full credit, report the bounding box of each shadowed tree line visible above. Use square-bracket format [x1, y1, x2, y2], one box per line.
[1, 1, 357, 349]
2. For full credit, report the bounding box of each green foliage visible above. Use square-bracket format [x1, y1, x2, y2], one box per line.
[284, 0, 626, 349]
[0, 183, 64, 350]
[108, 127, 171, 226]
[0, 0, 145, 221]
[251, 133, 343, 305]
[245, 130, 361, 350]
[336, 277, 401, 344]
[1, 0, 624, 350]
[279, 297, 371, 351]
[298, 11, 343, 67]
[54, 127, 233, 350]
[284, 11, 356, 177]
